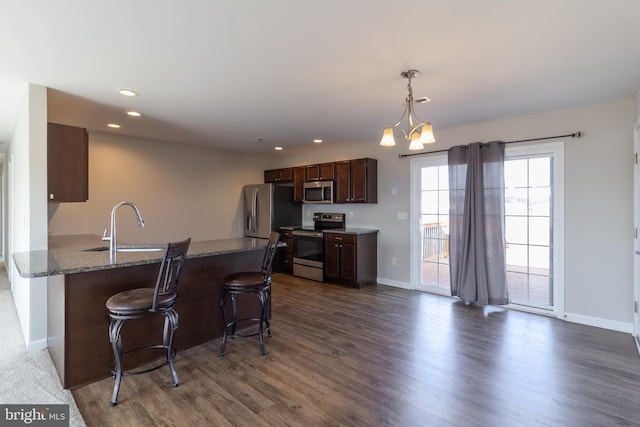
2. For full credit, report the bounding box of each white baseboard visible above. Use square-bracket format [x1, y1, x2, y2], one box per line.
[26, 337, 48, 353]
[563, 312, 633, 334]
[376, 277, 413, 290]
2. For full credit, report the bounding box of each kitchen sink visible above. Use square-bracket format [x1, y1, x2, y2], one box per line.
[82, 246, 109, 252]
[117, 246, 164, 252]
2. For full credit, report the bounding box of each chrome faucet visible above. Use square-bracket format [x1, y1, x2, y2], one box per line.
[102, 201, 145, 262]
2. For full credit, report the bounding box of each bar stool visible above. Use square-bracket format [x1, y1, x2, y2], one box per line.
[105, 238, 191, 406]
[219, 231, 279, 356]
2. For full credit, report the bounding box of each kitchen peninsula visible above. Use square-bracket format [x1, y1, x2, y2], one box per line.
[13, 234, 269, 389]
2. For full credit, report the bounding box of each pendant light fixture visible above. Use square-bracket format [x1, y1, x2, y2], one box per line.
[380, 69, 435, 150]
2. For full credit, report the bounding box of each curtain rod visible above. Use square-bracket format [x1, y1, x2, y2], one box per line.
[398, 131, 582, 159]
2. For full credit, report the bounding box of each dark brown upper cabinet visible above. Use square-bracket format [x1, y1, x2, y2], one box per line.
[47, 122, 88, 202]
[335, 158, 377, 204]
[293, 166, 305, 202]
[264, 167, 293, 183]
[305, 162, 335, 181]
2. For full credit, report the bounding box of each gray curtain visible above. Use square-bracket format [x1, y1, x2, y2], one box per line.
[448, 142, 508, 305]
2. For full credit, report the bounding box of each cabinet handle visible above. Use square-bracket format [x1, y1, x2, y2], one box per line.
[335, 237, 342, 241]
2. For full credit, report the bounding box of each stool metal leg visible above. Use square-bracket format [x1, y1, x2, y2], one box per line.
[108, 317, 126, 406]
[219, 291, 229, 356]
[263, 286, 272, 338]
[219, 286, 271, 356]
[256, 288, 269, 355]
[230, 293, 238, 336]
[163, 309, 180, 387]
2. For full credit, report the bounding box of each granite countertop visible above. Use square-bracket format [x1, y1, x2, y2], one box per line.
[323, 228, 379, 235]
[13, 234, 271, 278]
[281, 226, 379, 235]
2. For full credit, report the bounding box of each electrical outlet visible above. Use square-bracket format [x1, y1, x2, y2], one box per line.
[349, 211, 354, 219]
[391, 257, 397, 266]
[397, 212, 408, 220]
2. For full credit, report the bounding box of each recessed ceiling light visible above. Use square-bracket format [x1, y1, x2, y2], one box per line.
[127, 111, 142, 117]
[107, 123, 121, 129]
[118, 89, 138, 97]
[313, 139, 323, 143]
[274, 146, 283, 151]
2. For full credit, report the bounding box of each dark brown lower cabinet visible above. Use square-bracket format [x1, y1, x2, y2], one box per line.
[280, 229, 294, 273]
[324, 232, 377, 288]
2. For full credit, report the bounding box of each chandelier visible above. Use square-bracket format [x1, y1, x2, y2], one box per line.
[380, 69, 435, 150]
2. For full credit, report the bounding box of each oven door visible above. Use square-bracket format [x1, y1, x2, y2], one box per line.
[292, 230, 324, 281]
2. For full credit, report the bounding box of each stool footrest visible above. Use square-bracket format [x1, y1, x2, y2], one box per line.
[111, 345, 177, 377]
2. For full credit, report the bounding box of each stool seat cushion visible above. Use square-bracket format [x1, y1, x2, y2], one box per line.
[106, 288, 177, 313]
[224, 271, 270, 289]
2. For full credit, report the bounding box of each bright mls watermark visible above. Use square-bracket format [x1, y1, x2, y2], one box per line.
[0, 405, 68, 426]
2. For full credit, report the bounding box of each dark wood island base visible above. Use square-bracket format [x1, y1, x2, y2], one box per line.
[46, 248, 264, 389]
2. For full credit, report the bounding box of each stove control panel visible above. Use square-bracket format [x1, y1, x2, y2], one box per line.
[313, 212, 344, 223]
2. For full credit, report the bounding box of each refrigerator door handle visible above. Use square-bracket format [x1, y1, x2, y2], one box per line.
[252, 187, 259, 232]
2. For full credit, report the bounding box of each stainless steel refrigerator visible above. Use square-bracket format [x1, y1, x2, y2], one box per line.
[243, 183, 301, 238]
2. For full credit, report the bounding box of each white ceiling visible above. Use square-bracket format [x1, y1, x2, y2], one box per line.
[1, 1, 640, 153]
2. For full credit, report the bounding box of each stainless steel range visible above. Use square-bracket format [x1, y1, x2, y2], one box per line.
[292, 212, 345, 282]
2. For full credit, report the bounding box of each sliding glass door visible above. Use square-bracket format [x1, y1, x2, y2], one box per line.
[411, 142, 565, 316]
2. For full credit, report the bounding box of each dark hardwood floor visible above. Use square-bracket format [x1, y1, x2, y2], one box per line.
[72, 274, 640, 426]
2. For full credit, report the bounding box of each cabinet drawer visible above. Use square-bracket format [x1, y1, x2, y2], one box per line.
[324, 233, 356, 244]
[281, 253, 293, 272]
[281, 238, 293, 254]
[280, 229, 293, 254]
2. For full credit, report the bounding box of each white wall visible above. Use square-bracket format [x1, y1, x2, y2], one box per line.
[8, 84, 48, 350]
[46, 97, 636, 333]
[274, 98, 636, 331]
[48, 132, 270, 243]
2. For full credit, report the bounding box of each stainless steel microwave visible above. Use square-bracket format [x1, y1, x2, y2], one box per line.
[303, 181, 334, 204]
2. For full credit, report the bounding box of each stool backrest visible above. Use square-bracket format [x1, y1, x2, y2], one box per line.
[260, 231, 280, 276]
[152, 238, 191, 312]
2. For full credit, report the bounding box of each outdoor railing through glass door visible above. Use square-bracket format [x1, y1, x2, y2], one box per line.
[419, 156, 554, 310]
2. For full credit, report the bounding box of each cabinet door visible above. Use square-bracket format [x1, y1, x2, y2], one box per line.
[47, 123, 88, 202]
[306, 163, 334, 181]
[278, 167, 293, 182]
[339, 243, 357, 284]
[293, 167, 305, 202]
[324, 240, 339, 281]
[319, 162, 335, 180]
[349, 158, 377, 203]
[264, 169, 279, 183]
[350, 159, 368, 203]
[334, 161, 351, 203]
[305, 165, 320, 181]
[265, 168, 294, 183]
